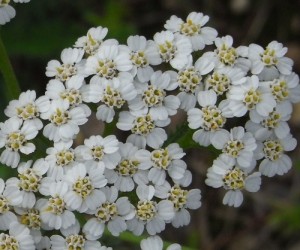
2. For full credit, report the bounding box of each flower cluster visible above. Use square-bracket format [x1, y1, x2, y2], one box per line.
[0, 10, 299, 250]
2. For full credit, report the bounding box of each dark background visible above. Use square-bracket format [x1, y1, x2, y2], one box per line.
[1, 0, 300, 249]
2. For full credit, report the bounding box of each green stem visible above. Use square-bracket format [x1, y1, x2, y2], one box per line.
[0, 31, 21, 101]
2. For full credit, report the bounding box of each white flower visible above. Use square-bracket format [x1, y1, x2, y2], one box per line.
[205, 155, 261, 207]
[46, 75, 91, 115]
[38, 180, 76, 230]
[75, 134, 120, 170]
[0, 178, 23, 230]
[127, 185, 175, 235]
[226, 75, 276, 117]
[210, 126, 257, 168]
[6, 159, 49, 208]
[155, 181, 201, 228]
[74, 26, 109, 56]
[153, 31, 192, 70]
[262, 72, 300, 104]
[85, 43, 133, 81]
[255, 133, 297, 177]
[249, 41, 293, 76]
[129, 71, 180, 121]
[46, 48, 85, 81]
[201, 35, 251, 72]
[0, 1, 16, 25]
[204, 66, 247, 96]
[177, 56, 214, 111]
[14, 205, 43, 244]
[83, 186, 135, 239]
[41, 99, 89, 142]
[127, 35, 161, 82]
[147, 143, 187, 185]
[104, 142, 151, 192]
[0, 222, 35, 250]
[187, 89, 229, 146]
[117, 111, 169, 149]
[63, 163, 107, 212]
[246, 101, 293, 140]
[82, 76, 137, 123]
[50, 221, 102, 250]
[45, 140, 76, 180]
[0, 117, 38, 168]
[4, 90, 50, 130]
[140, 235, 181, 250]
[164, 12, 217, 51]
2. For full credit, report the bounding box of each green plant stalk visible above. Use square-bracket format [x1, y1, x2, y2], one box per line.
[0, 31, 21, 101]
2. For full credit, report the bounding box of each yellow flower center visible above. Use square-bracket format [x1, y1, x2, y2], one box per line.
[130, 51, 148, 68]
[103, 85, 125, 108]
[18, 169, 41, 192]
[131, 115, 155, 135]
[136, 200, 157, 221]
[16, 103, 38, 120]
[20, 209, 41, 229]
[263, 140, 283, 161]
[142, 85, 166, 107]
[73, 177, 93, 199]
[178, 67, 202, 93]
[180, 19, 201, 36]
[223, 168, 246, 190]
[95, 202, 118, 222]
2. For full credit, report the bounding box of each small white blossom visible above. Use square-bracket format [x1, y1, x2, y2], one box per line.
[202, 35, 251, 72]
[129, 71, 180, 121]
[255, 133, 297, 177]
[226, 75, 276, 117]
[155, 181, 201, 228]
[210, 126, 257, 168]
[0, 222, 35, 250]
[177, 56, 214, 111]
[164, 12, 217, 51]
[83, 186, 135, 239]
[38, 180, 76, 230]
[127, 185, 175, 235]
[64, 163, 107, 212]
[147, 143, 187, 185]
[104, 142, 151, 192]
[0, 117, 38, 168]
[127, 35, 161, 82]
[45, 140, 76, 180]
[153, 31, 192, 70]
[246, 101, 293, 140]
[6, 159, 49, 208]
[0, 178, 23, 230]
[5, 90, 50, 130]
[46, 48, 85, 81]
[82, 76, 137, 123]
[85, 43, 133, 81]
[41, 99, 89, 142]
[74, 26, 109, 56]
[187, 89, 229, 146]
[75, 134, 120, 170]
[117, 110, 169, 149]
[249, 41, 293, 77]
[205, 155, 261, 207]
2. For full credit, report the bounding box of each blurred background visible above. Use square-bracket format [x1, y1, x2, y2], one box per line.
[0, 0, 300, 249]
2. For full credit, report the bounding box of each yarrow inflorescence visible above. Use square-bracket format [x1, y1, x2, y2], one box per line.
[0, 7, 299, 250]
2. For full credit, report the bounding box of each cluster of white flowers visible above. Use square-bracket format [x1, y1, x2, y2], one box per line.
[0, 0, 30, 25]
[0, 10, 299, 250]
